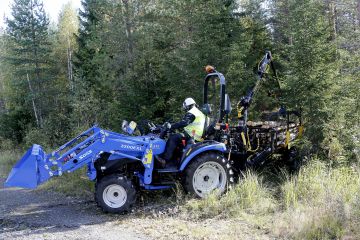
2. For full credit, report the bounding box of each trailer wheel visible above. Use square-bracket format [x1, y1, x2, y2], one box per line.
[95, 175, 136, 213]
[285, 147, 302, 173]
[183, 152, 232, 198]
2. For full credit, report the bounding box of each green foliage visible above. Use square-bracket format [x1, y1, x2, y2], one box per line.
[272, 0, 338, 151]
[0, 108, 31, 143]
[5, 0, 53, 129]
[0, 0, 358, 160]
[0, 1, 359, 237]
[72, 0, 274, 127]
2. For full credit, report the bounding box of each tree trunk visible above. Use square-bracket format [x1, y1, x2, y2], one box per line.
[324, 0, 337, 40]
[328, 0, 337, 41]
[67, 36, 73, 91]
[30, 0, 43, 127]
[26, 73, 40, 127]
[122, 0, 134, 70]
[357, 0, 360, 26]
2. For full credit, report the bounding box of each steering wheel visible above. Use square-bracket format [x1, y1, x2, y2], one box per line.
[139, 120, 173, 139]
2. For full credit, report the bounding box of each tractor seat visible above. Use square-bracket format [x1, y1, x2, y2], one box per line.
[203, 121, 216, 139]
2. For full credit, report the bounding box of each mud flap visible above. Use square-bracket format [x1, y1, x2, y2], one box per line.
[5, 144, 51, 189]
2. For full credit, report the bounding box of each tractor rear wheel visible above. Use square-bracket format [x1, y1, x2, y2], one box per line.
[183, 152, 233, 198]
[95, 174, 136, 213]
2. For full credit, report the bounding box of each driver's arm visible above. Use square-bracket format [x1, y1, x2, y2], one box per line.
[170, 112, 195, 130]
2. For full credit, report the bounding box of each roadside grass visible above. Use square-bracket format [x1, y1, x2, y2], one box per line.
[274, 160, 360, 239]
[2, 147, 360, 239]
[182, 171, 275, 219]
[0, 150, 21, 178]
[39, 167, 95, 199]
[0, 147, 94, 198]
[179, 160, 360, 239]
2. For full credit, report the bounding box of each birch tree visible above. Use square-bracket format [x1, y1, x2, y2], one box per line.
[6, 0, 52, 128]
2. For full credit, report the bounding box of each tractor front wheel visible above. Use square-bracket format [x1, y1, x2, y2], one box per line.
[95, 174, 136, 213]
[183, 152, 233, 198]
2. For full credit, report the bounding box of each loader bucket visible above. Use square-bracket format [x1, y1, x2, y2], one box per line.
[4, 144, 51, 189]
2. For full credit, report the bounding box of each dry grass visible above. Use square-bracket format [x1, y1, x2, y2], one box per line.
[273, 161, 360, 239]
[0, 147, 94, 198]
[39, 167, 95, 199]
[182, 171, 275, 219]
[178, 160, 360, 239]
[2, 147, 360, 239]
[0, 150, 21, 178]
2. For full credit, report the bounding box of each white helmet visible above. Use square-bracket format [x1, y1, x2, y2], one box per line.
[183, 97, 196, 111]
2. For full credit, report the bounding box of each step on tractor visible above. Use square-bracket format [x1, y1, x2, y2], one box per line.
[5, 51, 303, 213]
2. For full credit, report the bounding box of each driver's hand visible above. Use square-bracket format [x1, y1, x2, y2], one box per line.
[148, 122, 157, 132]
[149, 125, 157, 131]
[163, 122, 171, 129]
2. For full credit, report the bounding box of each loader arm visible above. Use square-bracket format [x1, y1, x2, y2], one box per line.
[5, 126, 148, 189]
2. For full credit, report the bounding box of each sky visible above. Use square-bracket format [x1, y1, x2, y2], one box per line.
[0, 0, 82, 28]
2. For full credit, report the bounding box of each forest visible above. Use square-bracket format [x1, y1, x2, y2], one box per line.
[0, 0, 359, 238]
[0, 0, 359, 162]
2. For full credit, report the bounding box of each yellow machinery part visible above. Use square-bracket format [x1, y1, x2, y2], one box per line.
[241, 132, 247, 147]
[237, 106, 244, 118]
[144, 148, 153, 164]
[298, 125, 304, 138]
[285, 130, 290, 149]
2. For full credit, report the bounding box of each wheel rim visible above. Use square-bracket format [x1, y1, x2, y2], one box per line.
[103, 184, 127, 208]
[192, 161, 227, 197]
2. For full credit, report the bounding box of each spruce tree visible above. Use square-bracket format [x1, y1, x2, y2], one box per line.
[6, 0, 52, 128]
[73, 0, 105, 128]
[272, 0, 338, 153]
[324, 0, 360, 161]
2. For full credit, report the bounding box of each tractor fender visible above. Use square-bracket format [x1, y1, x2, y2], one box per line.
[179, 141, 227, 171]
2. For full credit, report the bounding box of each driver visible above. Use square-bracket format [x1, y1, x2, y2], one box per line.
[157, 97, 206, 168]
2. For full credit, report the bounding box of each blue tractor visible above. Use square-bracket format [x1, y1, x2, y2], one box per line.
[5, 51, 302, 213]
[5, 120, 233, 213]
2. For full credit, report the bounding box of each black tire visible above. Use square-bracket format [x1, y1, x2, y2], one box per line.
[95, 174, 136, 213]
[183, 152, 233, 198]
[284, 147, 302, 173]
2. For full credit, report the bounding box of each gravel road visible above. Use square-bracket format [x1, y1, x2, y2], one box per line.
[0, 177, 274, 240]
[0, 178, 150, 240]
